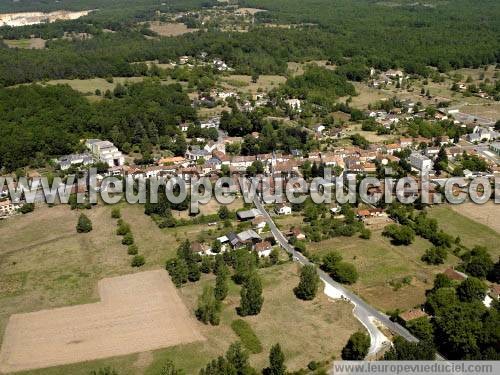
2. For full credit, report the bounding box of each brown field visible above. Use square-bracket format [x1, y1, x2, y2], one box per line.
[235, 8, 266, 15]
[448, 201, 500, 234]
[147, 22, 198, 37]
[346, 124, 395, 143]
[3, 38, 45, 49]
[0, 270, 203, 373]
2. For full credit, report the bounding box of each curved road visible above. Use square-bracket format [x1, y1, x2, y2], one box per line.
[252, 196, 421, 355]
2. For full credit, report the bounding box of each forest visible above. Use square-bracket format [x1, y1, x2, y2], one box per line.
[0, 0, 499, 86]
[0, 81, 195, 171]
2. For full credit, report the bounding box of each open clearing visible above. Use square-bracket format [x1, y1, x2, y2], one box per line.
[0, 270, 203, 373]
[221, 75, 286, 94]
[308, 230, 458, 312]
[427, 204, 500, 258]
[147, 22, 197, 37]
[3, 38, 45, 49]
[448, 201, 500, 234]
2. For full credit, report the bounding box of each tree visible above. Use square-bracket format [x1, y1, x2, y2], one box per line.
[195, 285, 220, 325]
[382, 224, 415, 245]
[238, 272, 263, 316]
[383, 336, 435, 360]
[406, 317, 434, 342]
[331, 262, 359, 284]
[159, 360, 184, 375]
[294, 265, 320, 300]
[461, 246, 494, 279]
[212, 239, 222, 254]
[215, 267, 229, 301]
[421, 246, 447, 265]
[127, 244, 138, 255]
[76, 213, 92, 233]
[268, 343, 286, 375]
[19, 203, 35, 214]
[166, 258, 189, 287]
[456, 277, 487, 302]
[489, 259, 500, 283]
[218, 205, 230, 220]
[321, 251, 343, 273]
[341, 331, 370, 360]
[188, 261, 201, 282]
[131, 255, 145, 267]
[225, 342, 253, 375]
[200, 256, 213, 273]
[269, 247, 280, 265]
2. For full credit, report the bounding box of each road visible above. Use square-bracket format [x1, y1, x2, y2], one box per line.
[252, 196, 421, 356]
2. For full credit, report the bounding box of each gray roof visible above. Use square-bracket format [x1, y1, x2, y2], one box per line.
[237, 209, 261, 220]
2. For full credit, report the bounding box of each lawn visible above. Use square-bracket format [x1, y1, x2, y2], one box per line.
[426, 204, 500, 259]
[221, 74, 286, 95]
[307, 230, 459, 312]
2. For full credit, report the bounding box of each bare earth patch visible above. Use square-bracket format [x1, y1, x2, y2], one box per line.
[3, 38, 45, 49]
[0, 270, 204, 373]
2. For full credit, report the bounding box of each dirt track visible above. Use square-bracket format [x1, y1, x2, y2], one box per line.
[0, 270, 204, 373]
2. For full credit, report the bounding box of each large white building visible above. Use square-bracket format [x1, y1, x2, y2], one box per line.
[409, 152, 433, 172]
[85, 139, 125, 168]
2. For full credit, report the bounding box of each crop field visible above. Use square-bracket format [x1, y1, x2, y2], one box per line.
[0, 270, 204, 373]
[147, 22, 198, 37]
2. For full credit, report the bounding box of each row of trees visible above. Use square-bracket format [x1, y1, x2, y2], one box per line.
[115, 211, 145, 267]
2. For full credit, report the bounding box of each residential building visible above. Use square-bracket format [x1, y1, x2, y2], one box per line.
[409, 152, 433, 172]
[85, 139, 125, 168]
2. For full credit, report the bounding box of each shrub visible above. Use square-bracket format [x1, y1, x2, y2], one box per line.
[341, 331, 370, 360]
[421, 247, 447, 265]
[331, 262, 359, 284]
[122, 232, 134, 245]
[19, 203, 35, 214]
[111, 207, 121, 219]
[131, 255, 145, 267]
[76, 213, 92, 233]
[231, 319, 263, 354]
[127, 244, 138, 255]
[116, 221, 131, 235]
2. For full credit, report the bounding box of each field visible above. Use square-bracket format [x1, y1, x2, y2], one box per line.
[0, 204, 362, 374]
[308, 230, 458, 312]
[41, 77, 146, 95]
[221, 74, 286, 95]
[147, 22, 198, 37]
[3, 38, 45, 49]
[0, 270, 204, 373]
[427, 204, 500, 258]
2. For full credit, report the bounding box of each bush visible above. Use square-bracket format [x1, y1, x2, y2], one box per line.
[331, 262, 358, 284]
[359, 228, 371, 239]
[19, 203, 35, 214]
[122, 232, 134, 245]
[111, 207, 121, 219]
[231, 319, 263, 354]
[421, 247, 447, 265]
[127, 244, 138, 255]
[76, 213, 92, 233]
[116, 220, 131, 235]
[294, 264, 320, 300]
[131, 255, 145, 267]
[383, 224, 415, 245]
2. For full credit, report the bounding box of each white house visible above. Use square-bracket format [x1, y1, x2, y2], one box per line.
[85, 139, 125, 168]
[409, 152, 433, 172]
[254, 241, 273, 257]
[285, 99, 302, 112]
[275, 204, 292, 215]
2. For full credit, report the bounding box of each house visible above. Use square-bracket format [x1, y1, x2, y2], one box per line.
[191, 241, 211, 255]
[0, 199, 22, 218]
[275, 204, 291, 215]
[313, 124, 326, 134]
[289, 226, 306, 240]
[252, 215, 267, 231]
[489, 284, 500, 301]
[409, 152, 433, 172]
[490, 142, 500, 156]
[254, 241, 273, 257]
[185, 147, 210, 161]
[237, 229, 262, 245]
[56, 153, 94, 170]
[237, 208, 261, 221]
[285, 99, 302, 112]
[398, 309, 429, 324]
[85, 139, 125, 167]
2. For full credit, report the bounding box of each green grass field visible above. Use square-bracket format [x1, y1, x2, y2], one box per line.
[308, 229, 459, 312]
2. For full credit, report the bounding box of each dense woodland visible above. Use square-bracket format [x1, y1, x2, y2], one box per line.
[0, 0, 499, 85]
[0, 81, 195, 170]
